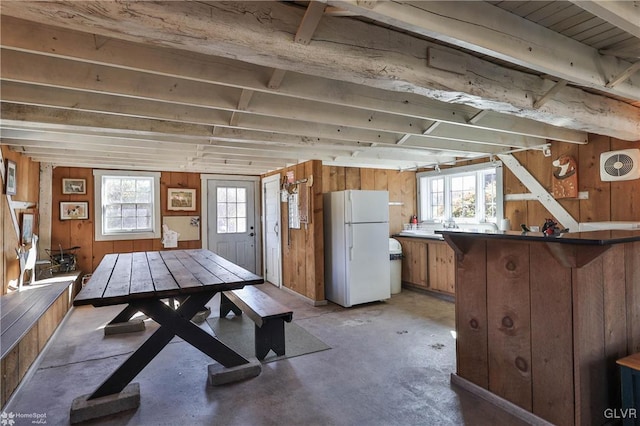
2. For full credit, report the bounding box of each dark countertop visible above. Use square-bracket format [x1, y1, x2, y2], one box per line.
[436, 229, 640, 245]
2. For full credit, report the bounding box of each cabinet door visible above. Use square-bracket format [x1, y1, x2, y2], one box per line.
[399, 239, 428, 288]
[428, 242, 455, 294]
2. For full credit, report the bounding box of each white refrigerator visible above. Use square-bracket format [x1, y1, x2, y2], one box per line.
[323, 190, 391, 307]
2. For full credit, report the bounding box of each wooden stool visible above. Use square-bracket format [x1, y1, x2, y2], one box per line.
[617, 352, 640, 426]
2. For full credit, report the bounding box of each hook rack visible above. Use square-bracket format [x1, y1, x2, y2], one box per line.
[281, 175, 313, 194]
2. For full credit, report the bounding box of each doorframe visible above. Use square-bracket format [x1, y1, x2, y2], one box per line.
[200, 174, 261, 273]
[261, 174, 282, 287]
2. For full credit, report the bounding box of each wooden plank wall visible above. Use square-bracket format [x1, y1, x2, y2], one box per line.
[1, 147, 40, 294]
[262, 163, 416, 302]
[51, 167, 202, 276]
[504, 137, 640, 228]
[263, 160, 324, 302]
[321, 166, 416, 235]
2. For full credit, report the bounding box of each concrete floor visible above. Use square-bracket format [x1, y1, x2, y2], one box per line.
[4, 285, 529, 425]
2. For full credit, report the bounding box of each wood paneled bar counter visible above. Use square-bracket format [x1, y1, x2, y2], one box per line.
[438, 229, 640, 426]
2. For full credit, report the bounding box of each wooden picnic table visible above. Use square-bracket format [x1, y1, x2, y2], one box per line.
[73, 249, 264, 400]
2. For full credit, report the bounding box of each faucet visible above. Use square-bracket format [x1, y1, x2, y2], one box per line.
[443, 218, 458, 229]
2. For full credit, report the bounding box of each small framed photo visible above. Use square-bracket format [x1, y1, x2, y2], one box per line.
[62, 178, 86, 194]
[5, 160, 17, 195]
[21, 213, 34, 245]
[167, 188, 196, 211]
[60, 201, 89, 220]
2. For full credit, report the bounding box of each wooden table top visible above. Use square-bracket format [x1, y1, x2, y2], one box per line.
[74, 249, 263, 307]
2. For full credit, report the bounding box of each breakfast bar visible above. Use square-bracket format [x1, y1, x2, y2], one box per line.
[439, 229, 640, 426]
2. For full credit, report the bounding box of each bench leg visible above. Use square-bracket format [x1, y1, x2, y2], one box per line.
[255, 319, 286, 360]
[220, 292, 242, 318]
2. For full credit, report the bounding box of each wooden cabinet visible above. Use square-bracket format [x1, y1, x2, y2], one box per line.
[397, 238, 428, 288]
[395, 237, 454, 295]
[427, 241, 455, 294]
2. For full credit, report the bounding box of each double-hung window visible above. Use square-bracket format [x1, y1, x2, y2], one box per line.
[94, 170, 161, 241]
[417, 163, 503, 224]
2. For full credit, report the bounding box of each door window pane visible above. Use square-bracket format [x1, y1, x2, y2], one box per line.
[216, 186, 247, 233]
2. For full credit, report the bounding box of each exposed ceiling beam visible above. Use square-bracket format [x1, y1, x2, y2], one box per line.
[0, 75, 547, 150]
[534, 79, 568, 109]
[328, 0, 640, 102]
[0, 16, 589, 144]
[1, 2, 632, 140]
[570, 1, 640, 39]
[606, 62, 640, 88]
[295, 1, 326, 44]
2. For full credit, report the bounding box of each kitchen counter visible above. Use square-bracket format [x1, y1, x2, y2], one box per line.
[438, 228, 640, 245]
[395, 231, 444, 240]
[441, 230, 640, 425]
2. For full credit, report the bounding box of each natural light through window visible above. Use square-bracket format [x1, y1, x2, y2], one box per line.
[103, 176, 153, 233]
[417, 163, 503, 224]
[93, 170, 161, 241]
[217, 187, 247, 233]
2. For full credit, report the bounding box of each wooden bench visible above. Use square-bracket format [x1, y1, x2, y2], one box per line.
[220, 285, 293, 360]
[1, 274, 80, 407]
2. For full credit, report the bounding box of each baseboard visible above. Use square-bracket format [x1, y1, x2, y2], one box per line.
[278, 285, 327, 306]
[402, 283, 455, 303]
[450, 373, 554, 426]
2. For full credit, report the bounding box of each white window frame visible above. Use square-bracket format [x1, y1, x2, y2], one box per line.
[93, 170, 161, 241]
[417, 163, 504, 224]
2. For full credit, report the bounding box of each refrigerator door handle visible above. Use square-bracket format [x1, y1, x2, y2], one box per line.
[348, 224, 354, 261]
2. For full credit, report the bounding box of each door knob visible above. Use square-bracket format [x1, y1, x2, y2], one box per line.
[249, 232, 255, 237]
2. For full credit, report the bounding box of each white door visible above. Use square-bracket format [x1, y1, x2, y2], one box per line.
[207, 180, 257, 273]
[262, 175, 282, 287]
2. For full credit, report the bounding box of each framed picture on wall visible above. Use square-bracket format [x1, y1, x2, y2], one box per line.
[5, 160, 17, 195]
[21, 213, 34, 245]
[60, 201, 89, 220]
[62, 178, 87, 194]
[167, 188, 196, 211]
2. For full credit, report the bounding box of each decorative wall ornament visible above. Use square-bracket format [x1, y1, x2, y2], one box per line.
[62, 178, 86, 194]
[60, 201, 89, 220]
[167, 188, 196, 211]
[552, 154, 578, 199]
[5, 160, 17, 195]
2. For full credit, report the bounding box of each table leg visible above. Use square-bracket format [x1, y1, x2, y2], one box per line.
[89, 292, 250, 399]
[142, 293, 249, 367]
[89, 323, 175, 399]
[108, 304, 140, 324]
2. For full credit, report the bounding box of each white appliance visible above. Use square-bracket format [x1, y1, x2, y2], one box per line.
[323, 190, 391, 307]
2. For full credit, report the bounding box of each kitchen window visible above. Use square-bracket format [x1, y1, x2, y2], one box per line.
[417, 163, 503, 224]
[93, 170, 161, 241]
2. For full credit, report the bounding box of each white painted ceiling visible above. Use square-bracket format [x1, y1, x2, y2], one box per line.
[1, 1, 639, 175]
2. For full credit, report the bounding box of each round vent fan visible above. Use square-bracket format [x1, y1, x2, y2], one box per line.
[603, 153, 635, 176]
[600, 149, 640, 182]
